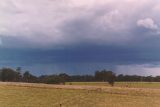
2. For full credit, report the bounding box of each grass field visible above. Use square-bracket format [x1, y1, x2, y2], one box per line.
[0, 82, 160, 107]
[66, 82, 160, 89]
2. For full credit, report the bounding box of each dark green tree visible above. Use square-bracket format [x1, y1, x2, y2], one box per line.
[95, 70, 116, 86]
[0, 68, 20, 82]
[23, 71, 37, 83]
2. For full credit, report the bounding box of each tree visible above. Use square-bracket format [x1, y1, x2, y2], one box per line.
[95, 70, 116, 86]
[16, 67, 22, 82]
[0, 68, 20, 82]
[59, 73, 70, 83]
[23, 71, 37, 83]
[106, 71, 116, 86]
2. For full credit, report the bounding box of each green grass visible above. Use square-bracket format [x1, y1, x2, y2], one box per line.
[66, 82, 160, 89]
[0, 82, 160, 107]
[66, 82, 109, 86]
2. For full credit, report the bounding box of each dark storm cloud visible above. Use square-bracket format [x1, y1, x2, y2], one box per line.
[0, 0, 160, 75]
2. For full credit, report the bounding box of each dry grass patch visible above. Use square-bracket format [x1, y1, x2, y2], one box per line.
[0, 82, 160, 107]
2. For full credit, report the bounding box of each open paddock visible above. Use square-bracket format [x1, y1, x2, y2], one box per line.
[0, 82, 160, 107]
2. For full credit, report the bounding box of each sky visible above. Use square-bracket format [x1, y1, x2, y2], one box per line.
[0, 0, 160, 76]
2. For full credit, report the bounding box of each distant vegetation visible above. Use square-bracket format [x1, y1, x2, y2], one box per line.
[0, 67, 160, 86]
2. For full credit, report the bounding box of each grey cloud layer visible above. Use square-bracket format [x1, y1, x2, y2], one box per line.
[0, 0, 160, 48]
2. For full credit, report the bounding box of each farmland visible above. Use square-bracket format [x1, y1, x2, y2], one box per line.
[0, 82, 160, 107]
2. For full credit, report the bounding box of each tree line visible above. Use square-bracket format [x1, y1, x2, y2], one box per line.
[0, 67, 160, 86]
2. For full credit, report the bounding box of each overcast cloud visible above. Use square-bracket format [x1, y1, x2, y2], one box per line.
[0, 0, 160, 75]
[0, 0, 159, 48]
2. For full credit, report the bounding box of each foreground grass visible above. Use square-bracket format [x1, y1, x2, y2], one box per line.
[0, 82, 160, 107]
